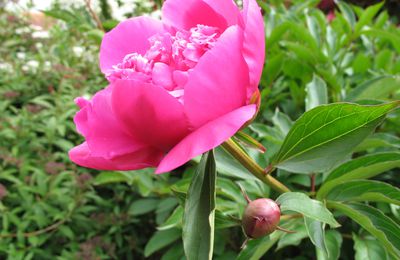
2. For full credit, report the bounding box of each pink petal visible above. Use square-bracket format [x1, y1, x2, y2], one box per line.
[73, 86, 146, 159]
[112, 80, 189, 151]
[241, 0, 265, 94]
[162, 0, 228, 31]
[184, 25, 249, 129]
[99, 16, 163, 73]
[69, 142, 163, 171]
[156, 104, 256, 173]
[202, 0, 242, 25]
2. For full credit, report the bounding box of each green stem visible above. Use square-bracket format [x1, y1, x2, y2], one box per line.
[222, 138, 290, 194]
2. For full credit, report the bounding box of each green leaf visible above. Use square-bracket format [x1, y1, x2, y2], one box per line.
[305, 74, 328, 111]
[144, 229, 181, 257]
[161, 244, 184, 260]
[346, 76, 400, 101]
[328, 202, 400, 258]
[317, 152, 400, 199]
[272, 109, 294, 135]
[353, 234, 390, 260]
[94, 171, 133, 185]
[276, 192, 340, 227]
[262, 53, 284, 87]
[306, 11, 322, 47]
[276, 221, 308, 250]
[237, 232, 282, 260]
[325, 180, 400, 205]
[193, 148, 259, 181]
[317, 230, 342, 260]
[362, 28, 400, 53]
[354, 2, 384, 37]
[158, 206, 183, 231]
[337, 2, 356, 29]
[215, 211, 240, 229]
[237, 220, 298, 260]
[282, 41, 316, 63]
[129, 198, 159, 216]
[304, 217, 328, 255]
[183, 151, 217, 260]
[355, 133, 400, 152]
[86, 29, 105, 45]
[273, 102, 400, 174]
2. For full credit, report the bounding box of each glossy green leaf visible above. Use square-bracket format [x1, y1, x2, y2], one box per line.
[353, 234, 390, 260]
[183, 151, 216, 260]
[274, 102, 399, 173]
[325, 180, 400, 205]
[304, 217, 328, 255]
[305, 74, 328, 111]
[317, 230, 342, 260]
[144, 229, 181, 257]
[346, 76, 400, 101]
[329, 202, 400, 258]
[276, 192, 340, 227]
[318, 152, 400, 199]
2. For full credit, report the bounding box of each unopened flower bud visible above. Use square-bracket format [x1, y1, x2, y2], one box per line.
[242, 198, 280, 238]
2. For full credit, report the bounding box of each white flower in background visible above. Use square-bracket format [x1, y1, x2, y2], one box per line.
[135, 0, 153, 9]
[82, 93, 92, 100]
[15, 27, 30, 35]
[27, 60, 39, 68]
[44, 61, 52, 71]
[150, 10, 162, 20]
[22, 60, 40, 72]
[29, 24, 43, 31]
[109, 0, 137, 21]
[72, 46, 84, 57]
[17, 52, 26, 59]
[0, 63, 13, 73]
[35, 42, 43, 49]
[32, 30, 50, 39]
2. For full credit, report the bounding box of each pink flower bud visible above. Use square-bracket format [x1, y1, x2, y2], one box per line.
[242, 198, 281, 238]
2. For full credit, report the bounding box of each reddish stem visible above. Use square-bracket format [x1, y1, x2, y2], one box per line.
[310, 174, 316, 193]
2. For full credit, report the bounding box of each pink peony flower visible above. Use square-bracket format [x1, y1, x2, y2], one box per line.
[69, 0, 265, 174]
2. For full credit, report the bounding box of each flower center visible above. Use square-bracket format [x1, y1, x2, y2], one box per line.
[106, 25, 220, 102]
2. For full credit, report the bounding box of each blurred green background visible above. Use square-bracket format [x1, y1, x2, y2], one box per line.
[0, 0, 399, 259]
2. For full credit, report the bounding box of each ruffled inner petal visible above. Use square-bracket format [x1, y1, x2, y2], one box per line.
[100, 16, 163, 73]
